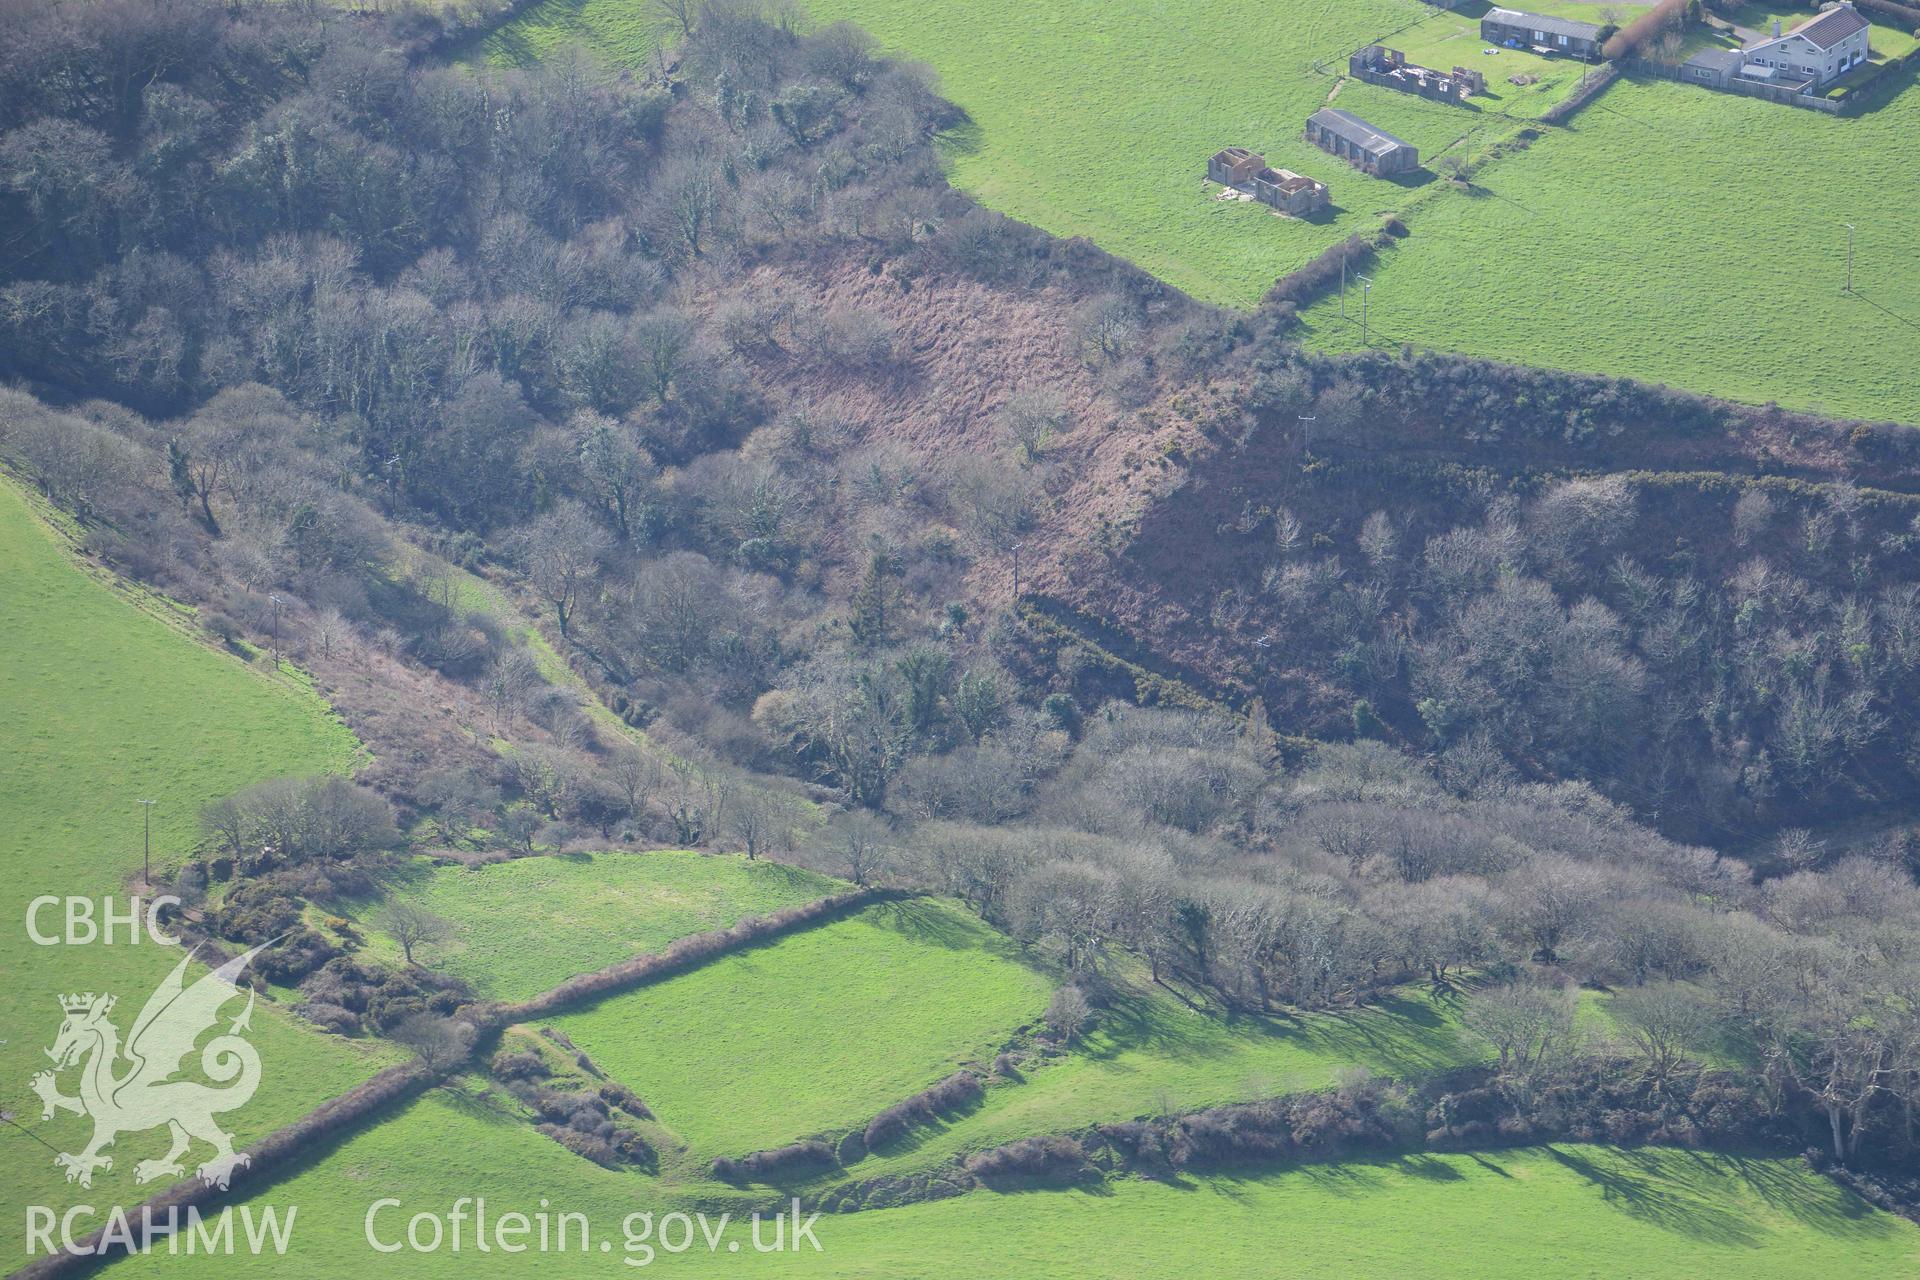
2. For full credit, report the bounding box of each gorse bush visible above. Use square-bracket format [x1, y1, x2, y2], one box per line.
[490, 1051, 551, 1082]
[863, 1070, 985, 1150]
[712, 1140, 837, 1183]
[963, 1135, 1087, 1180]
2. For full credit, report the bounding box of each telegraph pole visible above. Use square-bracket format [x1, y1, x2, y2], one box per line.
[268, 593, 283, 668]
[1356, 273, 1374, 346]
[139, 799, 156, 885]
[1843, 223, 1855, 294]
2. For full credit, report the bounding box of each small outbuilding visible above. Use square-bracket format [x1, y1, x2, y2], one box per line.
[1681, 46, 1745, 89]
[1305, 108, 1419, 176]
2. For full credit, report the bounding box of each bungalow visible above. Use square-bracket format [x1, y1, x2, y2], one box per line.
[1481, 8, 1606, 59]
[1305, 108, 1419, 177]
[1738, 2, 1870, 90]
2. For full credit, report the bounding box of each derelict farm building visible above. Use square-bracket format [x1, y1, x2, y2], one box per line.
[1248, 167, 1329, 216]
[1348, 45, 1486, 102]
[1481, 8, 1605, 59]
[1207, 147, 1264, 187]
[1206, 148, 1331, 216]
[1305, 108, 1419, 176]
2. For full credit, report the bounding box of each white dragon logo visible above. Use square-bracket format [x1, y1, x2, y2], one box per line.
[29, 945, 266, 1190]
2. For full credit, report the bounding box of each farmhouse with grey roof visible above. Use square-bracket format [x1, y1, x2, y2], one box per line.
[1738, 2, 1870, 89]
[1305, 108, 1419, 176]
[1481, 7, 1606, 59]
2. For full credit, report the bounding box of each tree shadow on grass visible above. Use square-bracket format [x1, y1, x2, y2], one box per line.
[1468, 1151, 1514, 1178]
[1296, 1157, 1392, 1198]
[1545, 1145, 1762, 1247]
[439, 1081, 526, 1130]
[973, 1168, 1115, 1198]
[1687, 1150, 1901, 1241]
[1393, 1152, 1466, 1181]
[479, 0, 594, 66]
[1061, 988, 1248, 1066]
[936, 116, 985, 160]
[868, 898, 1012, 954]
[1298, 997, 1472, 1077]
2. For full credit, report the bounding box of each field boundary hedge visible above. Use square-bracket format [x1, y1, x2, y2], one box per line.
[12, 1061, 433, 1280]
[1539, 62, 1621, 125]
[860, 1070, 987, 1154]
[17, 885, 893, 1279]
[1262, 222, 1407, 316]
[798, 1058, 1920, 1219]
[487, 887, 894, 1025]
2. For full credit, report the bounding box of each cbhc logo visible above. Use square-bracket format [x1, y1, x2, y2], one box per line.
[26, 897, 182, 946]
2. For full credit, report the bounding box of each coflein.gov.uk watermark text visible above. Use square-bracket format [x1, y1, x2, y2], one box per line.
[366, 1198, 824, 1267]
[25, 1198, 823, 1267]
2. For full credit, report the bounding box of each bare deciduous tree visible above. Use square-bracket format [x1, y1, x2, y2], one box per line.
[815, 809, 893, 886]
[1463, 980, 1578, 1102]
[392, 1013, 475, 1073]
[519, 502, 610, 637]
[1045, 984, 1092, 1043]
[1612, 982, 1713, 1084]
[646, 0, 699, 41]
[379, 902, 453, 966]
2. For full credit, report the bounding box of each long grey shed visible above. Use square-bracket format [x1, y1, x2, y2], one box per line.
[1304, 107, 1420, 175]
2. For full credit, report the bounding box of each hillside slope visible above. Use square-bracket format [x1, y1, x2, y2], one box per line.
[0, 477, 397, 1255]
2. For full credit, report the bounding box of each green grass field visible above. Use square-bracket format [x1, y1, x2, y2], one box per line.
[541, 880, 1483, 1176]
[350, 851, 841, 1000]
[117, 1085, 1920, 1277]
[545, 897, 1055, 1155]
[478, 0, 668, 67]
[482, 0, 1920, 421]
[783, 0, 1607, 306]
[753, 1145, 1920, 1280]
[1298, 74, 1920, 422]
[0, 477, 398, 1260]
[847, 981, 1482, 1181]
[487, 0, 1574, 306]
